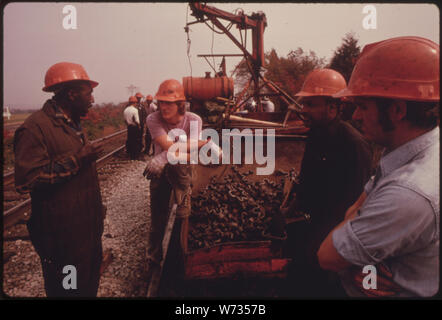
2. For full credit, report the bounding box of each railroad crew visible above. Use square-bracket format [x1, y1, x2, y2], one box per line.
[144, 94, 156, 155]
[318, 36, 440, 297]
[282, 68, 373, 297]
[135, 92, 148, 154]
[13, 62, 105, 297]
[142, 79, 216, 279]
[123, 96, 142, 160]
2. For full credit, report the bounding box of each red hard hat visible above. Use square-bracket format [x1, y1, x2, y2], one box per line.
[135, 92, 144, 98]
[145, 94, 153, 101]
[129, 96, 137, 103]
[155, 79, 186, 102]
[43, 62, 98, 92]
[295, 68, 346, 97]
[334, 36, 440, 102]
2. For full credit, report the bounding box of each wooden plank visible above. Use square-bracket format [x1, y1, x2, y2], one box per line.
[146, 204, 177, 297]
[186, 241, 275, 266]
[185, 258, 290, 280]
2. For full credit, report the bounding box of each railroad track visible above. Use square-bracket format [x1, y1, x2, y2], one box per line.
[3, 129, 128, 229]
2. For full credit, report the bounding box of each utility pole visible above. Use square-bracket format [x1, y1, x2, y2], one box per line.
[126, 84, 139, 96]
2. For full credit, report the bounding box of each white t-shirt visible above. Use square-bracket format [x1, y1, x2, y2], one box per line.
[262, 100, 275, 112]
[146, 111, 203, 156]
[123, 105, 140, 126]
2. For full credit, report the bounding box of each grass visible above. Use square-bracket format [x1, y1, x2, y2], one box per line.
[4, 113, 32, 124]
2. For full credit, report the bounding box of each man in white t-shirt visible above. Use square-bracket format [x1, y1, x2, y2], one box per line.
[123, 96, 141, 159]
[262, 96, 275, 112]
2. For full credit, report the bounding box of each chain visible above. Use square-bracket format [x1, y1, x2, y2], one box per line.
[211, 22, 216, 74]
[185, 4, 192, 78]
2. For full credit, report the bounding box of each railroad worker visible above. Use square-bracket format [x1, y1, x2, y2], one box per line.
[13, 62, 105, 297]
[123, 96, 142, 160]
[144, 94, 155, 155]
[262, 96, 275, 112]
[135, 92, 147, 153]
[135, 91, 144, 105]
[142, 79, 219, 277]
[282, 68, 372, 297]
[318, 37, 440, 297]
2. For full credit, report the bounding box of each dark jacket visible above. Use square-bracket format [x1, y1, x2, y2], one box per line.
[296, 119, 372, 235]
[138, 103, 147, 130]
[14, 100, 104, 263]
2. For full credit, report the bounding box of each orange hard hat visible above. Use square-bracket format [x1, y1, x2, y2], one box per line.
[334, 36, 440, 102]
[155, 79, 186, 102]
[129, 96, 137, 103]
[42, 62, 98, 92]
[145, 94, 153, 101]
[135, 92, 144, 98]
[295, 68, 346, 97]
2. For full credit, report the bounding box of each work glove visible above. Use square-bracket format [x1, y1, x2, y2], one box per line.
[143, 151, 168, 179]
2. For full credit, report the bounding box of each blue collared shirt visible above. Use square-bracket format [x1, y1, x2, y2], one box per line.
[333, 127, 440, 297]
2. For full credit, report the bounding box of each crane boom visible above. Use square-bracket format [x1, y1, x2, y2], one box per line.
[187, 2, 304, 120]
[189, 2, 267, 69]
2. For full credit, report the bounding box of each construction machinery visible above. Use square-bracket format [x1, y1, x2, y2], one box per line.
[147, 3, 310, 297]
[185, 2, 305, 125]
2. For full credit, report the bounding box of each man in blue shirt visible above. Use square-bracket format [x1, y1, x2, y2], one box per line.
[318, 36, 439, 297]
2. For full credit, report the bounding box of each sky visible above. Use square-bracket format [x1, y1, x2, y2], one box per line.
[3, 2, 439, 109]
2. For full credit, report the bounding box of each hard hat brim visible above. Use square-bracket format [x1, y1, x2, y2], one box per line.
[332, 88, 351, 99]
[296, 90, 340, 98]
[333, 87, 439, 102]
[42, 79, 99, 92]
[154, 95, 186, 102]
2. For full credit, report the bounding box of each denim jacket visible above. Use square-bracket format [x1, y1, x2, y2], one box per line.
[333, 127, 439, 297]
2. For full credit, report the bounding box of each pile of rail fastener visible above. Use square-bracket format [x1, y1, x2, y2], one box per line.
[188, 166, 300, 250]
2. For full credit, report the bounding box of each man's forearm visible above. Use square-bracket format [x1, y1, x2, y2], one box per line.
[317, 192, 367, 272]
[324, 192, 366, 238]
[173, 139, 207, 153]
[16, 155, 80, 193]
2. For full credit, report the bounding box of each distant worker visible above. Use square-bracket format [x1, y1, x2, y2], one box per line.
[262, 96, 275, 112]
[147, 96, 158, 115]
[144, 94, 156, 155]
[14, 62, 105, 297]
[124, 96, 142, 160]
[135, 92, 144, 104]
[282, 68, 372, 297]
[135, 92, 147, 154]
[318, 37, 440, 297]
[143, 79, 220, 279]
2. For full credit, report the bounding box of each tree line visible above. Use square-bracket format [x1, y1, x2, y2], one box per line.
[233, 33, 361, 111]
